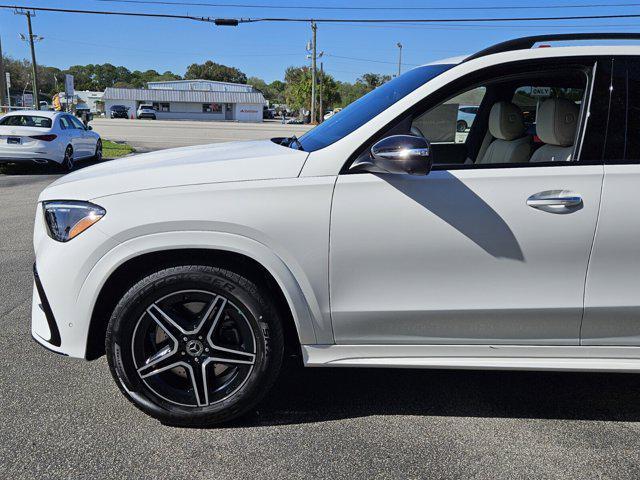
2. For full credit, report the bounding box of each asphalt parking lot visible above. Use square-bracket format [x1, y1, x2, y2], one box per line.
[91, 118, 313, 151]
[2, 126, 640, 479]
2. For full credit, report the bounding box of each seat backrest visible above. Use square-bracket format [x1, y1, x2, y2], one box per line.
[478, 101, 530, 164]
[529, 98, 579, 163]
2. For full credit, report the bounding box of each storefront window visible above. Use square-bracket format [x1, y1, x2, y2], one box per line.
[152, 102, 170, 112]
[203, 103, 222, 113]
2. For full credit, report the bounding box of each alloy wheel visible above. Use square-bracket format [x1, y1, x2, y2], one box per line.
[62, 145, 74, 171]
[131, 289, 256, 407]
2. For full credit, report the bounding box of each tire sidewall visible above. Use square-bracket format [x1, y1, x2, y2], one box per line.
[107, 266, 282, 425]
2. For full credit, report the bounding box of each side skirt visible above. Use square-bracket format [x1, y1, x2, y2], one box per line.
[302, 344, 640, 372]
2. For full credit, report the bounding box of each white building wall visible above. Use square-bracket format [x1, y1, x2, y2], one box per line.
[235, 103, 263, 122]
[104, 99, 263, 122]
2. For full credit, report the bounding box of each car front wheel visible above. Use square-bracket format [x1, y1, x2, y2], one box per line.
[106, 265, 284, 426]
[94, 140, 102, 161]
[61, 145, 74, 171]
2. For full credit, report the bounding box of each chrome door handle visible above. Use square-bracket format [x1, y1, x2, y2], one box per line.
[527, 190, 583, 211]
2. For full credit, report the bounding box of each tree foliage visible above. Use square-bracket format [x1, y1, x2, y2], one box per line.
[283, 66, 341, 116]
[184, 61, 247, 84]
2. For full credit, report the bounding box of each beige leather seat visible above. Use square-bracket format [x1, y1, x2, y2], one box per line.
[478, 101, 530, 164]
[529, 98, 579, 163]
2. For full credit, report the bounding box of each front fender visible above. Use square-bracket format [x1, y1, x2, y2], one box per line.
[77, 230, 321, 357]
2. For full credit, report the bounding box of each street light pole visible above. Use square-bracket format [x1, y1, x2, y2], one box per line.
[397, 42, 403, 77]
[0, 35, 6, 109]
[310, 21, 317, 124]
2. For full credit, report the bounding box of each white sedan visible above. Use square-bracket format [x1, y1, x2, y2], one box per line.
[0, 110, 101, 171]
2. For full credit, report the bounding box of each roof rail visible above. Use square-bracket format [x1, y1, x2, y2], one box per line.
[464, 33, 640, 62]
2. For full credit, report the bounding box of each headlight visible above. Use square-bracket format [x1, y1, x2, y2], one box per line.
[43, 201, 106, 242]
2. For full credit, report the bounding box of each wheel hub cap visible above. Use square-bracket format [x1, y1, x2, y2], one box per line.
[185, 339, 204, 357]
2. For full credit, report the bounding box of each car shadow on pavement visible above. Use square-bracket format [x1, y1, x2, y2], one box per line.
[0, 158, 106, 176]
[234, 364, 640, 427]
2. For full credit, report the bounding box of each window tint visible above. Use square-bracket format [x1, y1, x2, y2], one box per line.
[412, 86, 486, 144]
[0, 115, 52, 128]
[624, 58, 640, 162]
[59, 116, 71, 129]
[512, 85, 585, 135]
[69, 116, 85, 129]
[298, 64, 454, 152]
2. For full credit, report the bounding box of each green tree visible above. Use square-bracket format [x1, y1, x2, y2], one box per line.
[184, 61, 247, 84]
[247, 76, 286, 104]
[284, 66, 340, 117]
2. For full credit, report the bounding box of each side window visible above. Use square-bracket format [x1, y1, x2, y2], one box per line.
[69, 116, 85, 130]
[624, 58, 640, 162]
[407, 67, 589, 168]
[412, 87, 486, 145]
[59, 116, 71, 130]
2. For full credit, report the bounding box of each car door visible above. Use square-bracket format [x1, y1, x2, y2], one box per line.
[329, 58, 609, 346]
[68, 115, 91, 157]
[582, 57, 640, 345]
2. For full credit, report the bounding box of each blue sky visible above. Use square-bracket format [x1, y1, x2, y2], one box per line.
[1, 0, 640, 83]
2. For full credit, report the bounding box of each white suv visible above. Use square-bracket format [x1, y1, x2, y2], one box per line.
[32, 34, 640, 426]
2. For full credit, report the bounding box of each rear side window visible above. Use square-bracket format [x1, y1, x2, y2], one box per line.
[0, 115, 52, 128]
[624, 58, 640, 162]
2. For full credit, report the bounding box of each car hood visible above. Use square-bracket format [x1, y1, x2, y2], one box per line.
[39, 139, 309, 201]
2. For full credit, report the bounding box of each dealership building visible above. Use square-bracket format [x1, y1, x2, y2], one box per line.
[103, 79, 266, 122]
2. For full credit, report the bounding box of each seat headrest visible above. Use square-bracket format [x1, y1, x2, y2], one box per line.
[488, 102, 525, 141]
[536, 98, 579, 147]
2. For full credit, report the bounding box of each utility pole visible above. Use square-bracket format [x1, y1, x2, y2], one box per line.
[319, 61, 324, 123]
[310, 21, 317, 124]
[0, 35, 6, 109]
[397, 42, 403, 77]
[15, 9, 40, 109]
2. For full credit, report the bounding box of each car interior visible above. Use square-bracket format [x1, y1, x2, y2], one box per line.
[407, 67, 588, 168]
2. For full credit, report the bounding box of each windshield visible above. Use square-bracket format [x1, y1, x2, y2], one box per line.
[0, 115, 52, 128]
[298, 64, 454, 152]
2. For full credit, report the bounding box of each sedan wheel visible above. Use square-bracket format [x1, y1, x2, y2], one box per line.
[61, 145, 74, 171]
[106, 265, 284, 426]
[94, 140, 103, 161]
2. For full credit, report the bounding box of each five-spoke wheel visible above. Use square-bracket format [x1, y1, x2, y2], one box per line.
[132, 290, 256, 407]
[106, 265, 284, 426]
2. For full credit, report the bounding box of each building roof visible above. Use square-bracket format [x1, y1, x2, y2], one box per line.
[147, 79, 256, 93]
[103, 87, 266, 104]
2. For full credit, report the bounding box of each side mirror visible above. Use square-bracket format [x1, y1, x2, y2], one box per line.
[352, 135, 433, 175]
[86, 125, 93, 130]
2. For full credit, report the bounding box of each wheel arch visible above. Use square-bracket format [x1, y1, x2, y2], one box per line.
[85, 244, 317, 361]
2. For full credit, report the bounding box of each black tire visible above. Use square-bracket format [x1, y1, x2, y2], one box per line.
[94, 140, 103, 162]
[106, 265, 284, 427]
[61, 145, 74, 172]
[456, 120, 467, 133]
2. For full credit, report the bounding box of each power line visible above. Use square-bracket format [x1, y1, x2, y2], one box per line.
[324, 53, 419, 67]
[92, 0, 640, 11]
[0, 4, 216, 22]
[4, 4, 640, 25]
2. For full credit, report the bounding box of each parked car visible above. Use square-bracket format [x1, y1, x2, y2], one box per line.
[0, 110, 101, 171]
[263, 106, 275, 119]
[137, 104, 156, 120]
[456, 105, 478, 132]
[109, 105, 129, 119]
[32, 33, 640, 427]
[323, 108, 342, 121]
